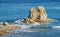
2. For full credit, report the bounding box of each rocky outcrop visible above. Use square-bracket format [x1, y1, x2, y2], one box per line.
[23, 5, 53, 24]
[0, 22, 21, 36]
[37, 6, 47, 22]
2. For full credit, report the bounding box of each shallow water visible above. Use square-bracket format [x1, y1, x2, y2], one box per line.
[0, 2, 60, 37]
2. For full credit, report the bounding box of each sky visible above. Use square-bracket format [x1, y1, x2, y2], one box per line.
[0, 0, 60, 3]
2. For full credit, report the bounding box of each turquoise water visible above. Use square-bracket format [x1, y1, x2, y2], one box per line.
[0, 2, 60, 37]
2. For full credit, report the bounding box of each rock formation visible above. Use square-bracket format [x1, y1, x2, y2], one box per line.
[22, 5, 53, 24]
[37, 6, 47, 22]
[28, 7, 39, 21]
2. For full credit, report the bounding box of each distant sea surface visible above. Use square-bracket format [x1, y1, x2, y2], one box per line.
[0, 2, 60, 37]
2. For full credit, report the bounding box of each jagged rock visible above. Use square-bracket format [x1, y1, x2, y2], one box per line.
[38, 6, 47, 20]
[23, 5, 53, 24]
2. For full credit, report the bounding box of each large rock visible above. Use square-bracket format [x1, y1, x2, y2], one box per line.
[37, 6, 47, 21]
[23, 5, 53, 24]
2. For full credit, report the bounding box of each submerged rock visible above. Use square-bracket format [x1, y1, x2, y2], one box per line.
[22, 5, 54, 24]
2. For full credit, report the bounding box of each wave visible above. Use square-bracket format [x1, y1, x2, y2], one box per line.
[52, 26, 60, 29]
[14, 20, 40, 29]
[14, 20, 40, 25]
[14, 19, 59, 29]
[9, 28, 38, 33]
[9, 25, 60, 33]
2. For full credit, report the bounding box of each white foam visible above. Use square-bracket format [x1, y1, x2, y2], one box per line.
[20, 25, 31, 28]
[52, 26, 60, 29]
[14, 20, 21, 24]
[10, 28, 35, 33]
[34, 22, 40, 25]
[14, 20, 40, 25]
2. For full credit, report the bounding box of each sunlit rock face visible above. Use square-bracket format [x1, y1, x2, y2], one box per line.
[23, 6, 53, 24]
[37, 6, 48, 22]
[37, 6, 53, 22]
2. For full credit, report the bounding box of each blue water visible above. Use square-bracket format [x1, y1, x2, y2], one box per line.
[0, 2, 60, 37]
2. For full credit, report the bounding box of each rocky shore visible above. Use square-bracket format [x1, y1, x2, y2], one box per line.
[0, 5, 54, 36]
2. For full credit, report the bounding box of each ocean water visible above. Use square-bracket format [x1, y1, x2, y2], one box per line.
[0, 2, 60, 37]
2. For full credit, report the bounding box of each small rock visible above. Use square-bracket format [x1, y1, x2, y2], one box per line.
[2, 22, 8, 26]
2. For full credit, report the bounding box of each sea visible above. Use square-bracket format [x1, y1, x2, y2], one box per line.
[0, 2, 60, 37]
